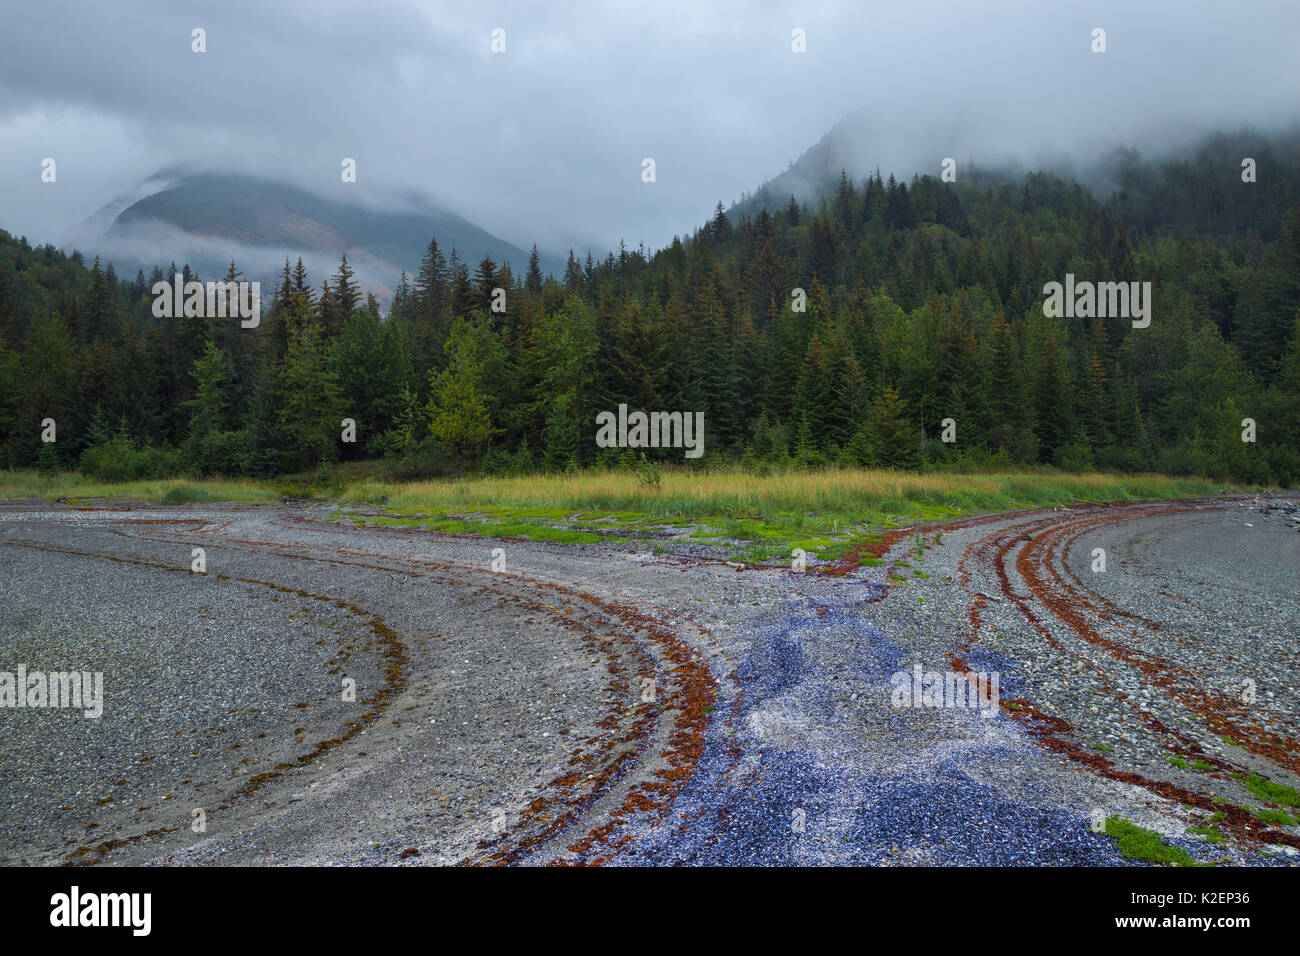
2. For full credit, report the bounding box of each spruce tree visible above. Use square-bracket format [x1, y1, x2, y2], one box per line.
[525, 245, 544, 294]
[868, 385, 919, 468]
[331, 254, 360, 331]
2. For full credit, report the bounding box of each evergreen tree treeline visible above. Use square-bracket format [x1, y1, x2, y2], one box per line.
[1, 129, 1298, 484]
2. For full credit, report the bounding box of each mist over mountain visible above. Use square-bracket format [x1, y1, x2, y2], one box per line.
[729, 114, 1300, 240]
[34, 112, 1300, 314]
[62, 170, 551, 301]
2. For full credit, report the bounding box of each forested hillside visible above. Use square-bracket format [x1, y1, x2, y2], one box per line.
[94, 170, 541, 296]
[2, 129, 1298, 483]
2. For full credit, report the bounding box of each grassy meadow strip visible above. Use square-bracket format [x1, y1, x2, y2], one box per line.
[0, 466, 1246, 562]
[341, 467, 1235, 521]
[332, 468, 1241, 562]
[0, 470, 278, 504]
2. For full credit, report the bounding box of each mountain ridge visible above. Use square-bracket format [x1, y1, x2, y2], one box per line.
[69, 170, 553, 299]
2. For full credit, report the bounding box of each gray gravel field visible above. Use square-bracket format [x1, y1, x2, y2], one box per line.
[0, 495, 1296, 866]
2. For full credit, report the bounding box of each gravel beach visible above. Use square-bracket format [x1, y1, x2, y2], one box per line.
[1, 495, 1296, 866]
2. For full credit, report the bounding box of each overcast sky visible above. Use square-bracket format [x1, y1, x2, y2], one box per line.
[2, 0, 1299, 261]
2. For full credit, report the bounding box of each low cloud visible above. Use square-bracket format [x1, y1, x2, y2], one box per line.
[1, 0, 1297, 262]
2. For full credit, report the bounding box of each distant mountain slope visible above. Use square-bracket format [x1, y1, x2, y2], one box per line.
[728, 114, 1300, 241]
[77, 170, 542, 298]
[728, 123, 859, 221]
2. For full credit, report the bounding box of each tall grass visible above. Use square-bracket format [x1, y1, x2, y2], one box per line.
[0, 470, 278, 503]
[0, 466, 1243, 530]
[348, 467, 1240, 523]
